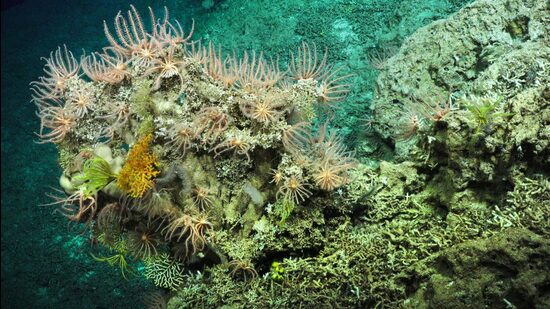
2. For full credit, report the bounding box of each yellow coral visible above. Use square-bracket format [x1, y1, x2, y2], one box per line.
[117, 134, 160, 198]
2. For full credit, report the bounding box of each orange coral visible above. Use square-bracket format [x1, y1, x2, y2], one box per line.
[117, 134, 160, 198]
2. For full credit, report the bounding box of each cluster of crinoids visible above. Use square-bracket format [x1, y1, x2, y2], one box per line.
[31, 5, 355, 289]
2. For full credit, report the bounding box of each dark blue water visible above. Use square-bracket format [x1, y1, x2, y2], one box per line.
[0, 2, 194, 307]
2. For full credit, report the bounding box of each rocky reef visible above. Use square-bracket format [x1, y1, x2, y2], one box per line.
[31, 0, 549, 308]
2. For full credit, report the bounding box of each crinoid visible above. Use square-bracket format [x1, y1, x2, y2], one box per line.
[81, 48, 131, 84]
[36, 106, 76, 143]
[193, 106, 232, 141]
[396, 108, 422, 141]
[166, 122, 195, 156]
[156, 11, 194, 51]
[410, 92, 455, 122]
[161, 214, 194, 242]
[270, 169, 283, 185]
[45, 188, 98, 228]
[127, 222, 161, 259]
[197, 41, 239, 87]
[289, 42, 328, 80]
[308, 124, 356, 191]
[316, 68, 353, 105]
[228, 259, 259, 281]
[97, 202, 126, 230]
[103, 5, 161, 58]
[193, 214, 213, 247]
[281, 122, 311, 154]
[289, 42, 352, 106]
[99, 100, 132, 139]
[277, 175, 312, 205]
[162, 214, 212, 255]
[210, 130, 252, 162]
[66, 87, 95, 118]
[172, 214, 212, 262]
[96, 202, 129, 242]
[235, 51, 283, 90]
[30, 45, 80, 106]
[313, 161, 351, 191]
[145, 47, 185, 91]
[191, 186, 214, 210]
[136, 189, 175, 221]
[239, 95, 286, 125]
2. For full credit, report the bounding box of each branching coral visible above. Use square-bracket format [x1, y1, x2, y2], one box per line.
[144, 253, 186, 291]
[117, 134, 160, 198]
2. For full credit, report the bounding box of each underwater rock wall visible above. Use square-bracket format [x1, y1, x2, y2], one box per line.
[371, 0, 549, 160]
[168, 0, 549, 307]
[408, 228, 550, 308]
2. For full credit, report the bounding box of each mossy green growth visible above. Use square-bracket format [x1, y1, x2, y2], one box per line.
[273, 198, 296, 227]
[407, 228, 550, 308]
[56, 140, 80, 172]
[137, 115, 155, 137]
[129, 80, 154, 118]
[73, 155, 116, 198]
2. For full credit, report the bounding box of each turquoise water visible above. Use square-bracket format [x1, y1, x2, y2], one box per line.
[6, 0, 531, 308]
